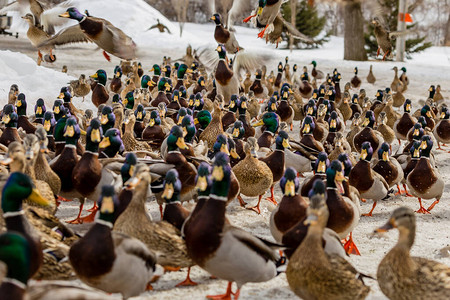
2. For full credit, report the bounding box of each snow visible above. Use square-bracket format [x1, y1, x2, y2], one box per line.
[0, 0, 449, 299]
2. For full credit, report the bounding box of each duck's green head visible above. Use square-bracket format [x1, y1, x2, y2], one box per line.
[0, 232, 30, 285]
[194, 110, 211, 129]
[227, 137, 240, 160]
[354, 67, 358, 75]
[2, 172, 49, 213]
[97, 185, 119, 224]
[238, 96, 248, 114]
[232, 120, 245, 139]
[416, 116, 427, 130]
[275, 130, 290, 150]
[15, 93, 27, 116]
[311, 60, 317, 68]
[34, 98, 46, 118]
[280, 167, 299, 197]
[167, 125, 188, 151]
[150, 64, 161, 76]
[400, 67, 407, 73]
[411, 123, 424, 140]
[121, 153, 137, 184]
[114, 66, 122, 78]
[327, 87, 336, 101]
[361, 110, 375, 128]
[59, 7, 85, 21]
[179, 86, 187, 98]
[162, 169, 181, 203]
[187, 95, 195, 109]
[305, 100, 316, 116]
[162, 65, 171, 78]
[216, 44, 227, 60]
[308, 178, 326, 200]
[326, 160, 346, 190]
[177, 64, 189, 79]
[440, 106, 449, 120]
[253, 112, 279, 133]
[176, 107, 189, 125]
[132, 104, 145, 122]
[211, 152, 231, 198]
[42, 111, 55, 134]
[52, 99, 65, 121]
[210, 13, 222, 25]
[212, 134, 229, 156]
[334, 72, 341, 82]
[100, 105, 115, 132]
[196, 162, 212, 197]
[281, 85, 290, 100]
[267, 97, 277, 112]
[419, 135, 433, 158]
[181, 115, 196, 143]
[172, 90, 181, 103]
[375, 90, 383, 101]
[318, 85, 326, 97]
[384, 87, 391, 95]
[403, 99, 412, 113]
[337, 153, 352, 177]
[2, 105, 18, 128]
[57, 90, 72, 104]
[86, 118, 103, 152]
[277, 62, 283, 73]
[360, 141, 373, 162]
[194, 93, 204, 111]
[63, 116, 80, 145]
[255, 69, 262, 80]
[328, 111, 340, 132]
[229, 94, 238, 111]
[140, 75, 151, 89]
[123, 92, 134, 110]
[421, 105, 433, 119]
[410, 141, 421, 159]
[148, 110, 161, 127]
[314, 152, 329, 174]
[377, 142, 391, 161]
[157, 77, 169, 92]
[428, 85, 435, 97]
[99, 128, 124, 157]
[90, 69, 107, 85]
[302, 115, 315, 135]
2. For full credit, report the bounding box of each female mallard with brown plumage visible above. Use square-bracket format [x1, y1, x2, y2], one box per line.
[214, 44, 239, 105]
[200, 101, 224, 148]
[375, 207, 450, 299]
[122, 110, 152, 153]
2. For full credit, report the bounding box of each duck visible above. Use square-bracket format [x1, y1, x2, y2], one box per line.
[420, 104, 436, 131]
[350, 67, 361, 89]
[391, 67, 404, 93]
[270, 167, 308, 243]
[376, 112, 396, 147]
[299, 72, 313, 98]
[349, 142, 389, 216]
[276, 85, 295, 130]
[8, 84, 19, 105]
[310, 60, 324, 80]
[21, 13, 54, 65]
[89, 69, 109, 107]
[339, 92, 353, 122]
[382, 96, 401, 128]
[69, 74, 90, 101]
[329, 132, 355, 164]
[41, 111, 56, 152]
[394, 99, 417, 145]
[403, 122, 425, 155]
[350, 94, 362, 119]
[50, 116, 80, 193]
[392, 88, 405, 108]
[250, 69, 269, 99]
[123, 91, 136, 110]
[114, 163, 193, 270]
[406, 135, 444, 214]
[215, 44, 240, 105]
[366, 65, 376, 84]
[32, 98, 46, 125]
[310, 103, 328, 143]
[433, 84, 444, 105]
[300, 152, 328, 197]
[122, 110, 152, 153]
[300, 116, 325, 155]
[375, 207, 450, 299]
[0, 104, 21, 147]
[200, 101, 224, 148]
[353, 110, 384, 153]
[174, 64, 189, 91]
[346, 112, 361, 152]
[433, 106, 450, 150]
[39, 7, 136, 61]
[286, 182, 370, 300]
[253, 112, 280, 149]
[99, 105, 115, 133]
[211, 13, 241, 54]
[150, 78, 171, 107]
[15, 94, 36, 134]
[399, 67, 409, 90]
[373, 142, 404, 196]
[110, 65, 123, 94]
[99, 128, 124, 159]
[222, 94, 238, 130]
[142, 110, 166, 149]
[69, 185, 160, 298]
[233, 137, 273, 213]
[185, 152, 282, 300]
[133, 104, 146, 138]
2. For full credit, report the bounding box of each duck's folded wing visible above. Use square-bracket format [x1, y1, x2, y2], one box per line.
[112, 232, 157, 269]
[37, 25, 91, 48]
[226, 225, 279, 262]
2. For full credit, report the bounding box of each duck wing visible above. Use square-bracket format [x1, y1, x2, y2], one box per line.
[278, 15, 313, 43]
[94, 20, 137, 60]
[37, 24, 91, 48]
[112, 232, 157, 269]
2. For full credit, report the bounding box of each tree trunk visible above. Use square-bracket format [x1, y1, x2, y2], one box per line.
[343, 1, 367, 61]
[444, 12, 450, 46]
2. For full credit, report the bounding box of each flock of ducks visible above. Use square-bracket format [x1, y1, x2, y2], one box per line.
[0, 3, 449, 300]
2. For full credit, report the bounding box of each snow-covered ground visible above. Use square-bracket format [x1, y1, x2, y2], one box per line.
[0, 0, 449, 299]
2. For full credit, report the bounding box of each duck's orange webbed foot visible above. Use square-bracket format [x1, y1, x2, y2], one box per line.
[343, 232, 361, 255]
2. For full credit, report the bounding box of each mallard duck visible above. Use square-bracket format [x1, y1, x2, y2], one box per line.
[8, 84, 19, 105]
[346, 112, 361, 152]
[299, 72, 313, 98]
[185, 152, 282, 299]
[382, 96, 401, 128]
[338, 92, 352, 122]
[375, 207, 450, 299]
[353, 110, 384, 153]
[89, 69, 109, 107]
[329, 132, 355, 164]
[399, 67, 409, 91]
[349, 142, 389, 216]
[300, 152, 328, 197]
[310, 103, 328, 143]
[32, 98, 46, 125]
[286, 183, 370, 300]
[15, 94, 36, 134]
[21, 13, 54, 65]
[50, 116, 80, 193]
[250, 69, 269, 99]
[122, 110, 152, 153]
[215, 45, 240, 105]
[99, 105, 115, 134]
[200, 101, 224, 148]
[433, 106, 450, 151]
[41, 111, 56, 152]
[38, 7, 136, 61]
[142, 110, 166, 149]
[377, 112, 395, 146]
[433, 84, 444, 105]
[310, 60, 324, 80]
[372, 17, 393, 60]
[133, 104, 146, 138]
[253, 112, 279, 149]
[373, 142, 404, 196]
[114, 163, 193, 269]
[392, 88, 405, 108]
[110, 65, 123, 94]
[390, 67, 404, 93]
[300, 116, 325, 155]
[420, 104, 436, 131]
[99, 128, 124, 158]
[350, 67, 361, 89]
[69, 185, 160, 298]
[123, 91, 136, 110]
[406, 136, 444, 214]
[276, 85, 295, 130]
[394, 99, 417, 144]
[222, 94, 238, 130]
[233, 137, 273, 213]
[366, 65, 376, 84]
[69, 74, 90, 101]
[0, 104, 21, 147]
[270, 167, 308, 243]
[211, 13, 241, 54]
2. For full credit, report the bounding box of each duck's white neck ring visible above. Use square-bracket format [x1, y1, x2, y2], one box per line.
[2, 278, 26, 290]
[80, 16, 87, 23]
[210, 194, 227, 202]
[65, 144, 76, 149]
[3, 210, 25, 218]
[96, 219, 113, 228]
[84, 150, 99, 156]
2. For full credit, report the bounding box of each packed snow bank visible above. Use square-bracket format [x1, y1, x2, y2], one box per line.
[0, 50, 97, 112]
